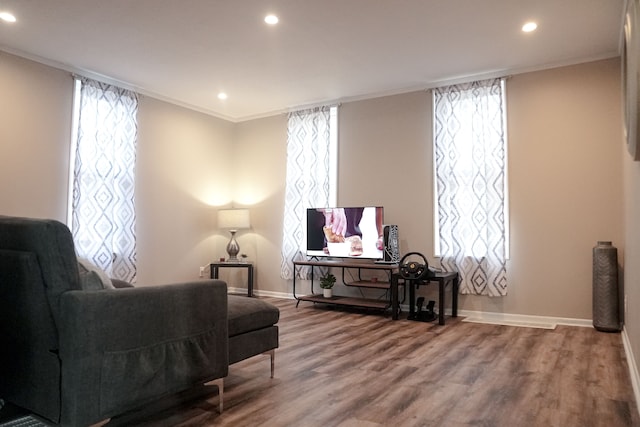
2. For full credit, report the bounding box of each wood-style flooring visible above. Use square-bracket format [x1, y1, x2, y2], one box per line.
[2, 297, 637, 426]
[103, 297, 639, 427]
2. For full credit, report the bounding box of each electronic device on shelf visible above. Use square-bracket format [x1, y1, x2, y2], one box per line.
[411, 297, 437, 322]
[399, 252, 430, 281]
[382, 224, 399, 262]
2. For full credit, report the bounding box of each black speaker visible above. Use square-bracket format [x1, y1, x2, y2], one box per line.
[383, 224, 399, 262]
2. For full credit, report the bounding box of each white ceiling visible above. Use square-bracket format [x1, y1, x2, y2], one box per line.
[0, 0, 625, 122]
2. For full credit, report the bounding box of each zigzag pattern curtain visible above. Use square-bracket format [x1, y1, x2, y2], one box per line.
[71, 77, 138, 282]
[433, 78, 508, 296]
[280, 106, 334, 280]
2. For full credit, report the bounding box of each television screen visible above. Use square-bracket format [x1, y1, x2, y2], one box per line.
[306, 206, 384, 259]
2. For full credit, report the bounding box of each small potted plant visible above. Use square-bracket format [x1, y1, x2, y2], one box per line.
[319, 272, 336, 298]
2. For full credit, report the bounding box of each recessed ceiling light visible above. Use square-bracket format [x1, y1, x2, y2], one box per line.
[217, 92, 228, 100]
[0, 12, 16, 23]
[264, 14, 279, 25]
[522, 22, 538, 32]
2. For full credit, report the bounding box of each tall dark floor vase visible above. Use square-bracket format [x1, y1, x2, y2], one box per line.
[592, 241, 622, 332]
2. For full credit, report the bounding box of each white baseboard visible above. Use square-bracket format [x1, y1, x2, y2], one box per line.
[622, 327, 640, 409]
[242, 290, 592, 330]
[458, 309, 591, 329]
[228, 287, 293, 299]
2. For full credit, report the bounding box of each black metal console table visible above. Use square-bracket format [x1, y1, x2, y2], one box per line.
[292, 259, 402, 319]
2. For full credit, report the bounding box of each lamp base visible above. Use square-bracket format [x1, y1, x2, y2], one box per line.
[226, 230, 240, 261]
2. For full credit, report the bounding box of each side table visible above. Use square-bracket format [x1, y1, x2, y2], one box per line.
[407, 271, 459, 325]
[210, 262, 254, 297]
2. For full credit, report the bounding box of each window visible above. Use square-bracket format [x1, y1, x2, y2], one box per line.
[433, 78, 508, 296]
[280, 106, 338, 280]
[68, 77, 138, 282]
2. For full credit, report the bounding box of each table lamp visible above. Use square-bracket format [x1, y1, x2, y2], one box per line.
[217, 208, 251, 261]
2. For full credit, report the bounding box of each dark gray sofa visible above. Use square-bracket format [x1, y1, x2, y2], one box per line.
[0, 216, 229, 427]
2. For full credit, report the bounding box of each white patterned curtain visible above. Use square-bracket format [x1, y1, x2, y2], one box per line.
[280, 106, 336, 280]
[433, 78, 508, 296]
[70, 77, 138, 282]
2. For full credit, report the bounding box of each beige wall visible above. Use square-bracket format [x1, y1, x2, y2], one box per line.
[327, 58, 623, 320]
[135, 96, 235, 285]
[339, 91, 434, 255]
[624, 125, 640, 384]
[0, 51, 629, 324]
[0, 52, 73, 221]
[232, 115, 288, 293]
[0, 52, 237, 286]
[491, 58, 623, 319]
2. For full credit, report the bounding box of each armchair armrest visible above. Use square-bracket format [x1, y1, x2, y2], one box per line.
[58, 280, 228, 426]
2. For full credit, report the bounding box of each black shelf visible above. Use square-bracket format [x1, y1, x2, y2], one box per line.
[297, 294, 390, 310]
[292, 259, 402, 319]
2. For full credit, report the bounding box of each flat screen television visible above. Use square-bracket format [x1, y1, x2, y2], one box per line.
[306, 206, 384, 260]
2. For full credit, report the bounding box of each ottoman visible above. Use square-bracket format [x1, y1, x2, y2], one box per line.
[227, 295, 280, 377]
[209, 295, 279, 413]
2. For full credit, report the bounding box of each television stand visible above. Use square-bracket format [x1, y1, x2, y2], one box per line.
[292, 259, 402, 319]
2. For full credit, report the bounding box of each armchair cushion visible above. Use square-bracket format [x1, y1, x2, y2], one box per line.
[77, 269, 104, 291]
[77, 257, 115, 289]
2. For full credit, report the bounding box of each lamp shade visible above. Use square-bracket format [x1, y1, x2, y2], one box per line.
[217, 209, 251, 231]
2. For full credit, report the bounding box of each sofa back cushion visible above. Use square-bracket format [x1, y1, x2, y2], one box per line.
[0, 216, 81, 327]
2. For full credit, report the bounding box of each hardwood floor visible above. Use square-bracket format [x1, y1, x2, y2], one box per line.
[102, 297, 640, 427]
[1, 298, 634, 426]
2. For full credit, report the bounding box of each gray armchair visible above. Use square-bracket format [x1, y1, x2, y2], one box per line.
[0, 216, 228, 427]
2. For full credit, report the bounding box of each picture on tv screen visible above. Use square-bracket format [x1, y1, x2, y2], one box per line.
[306, 206, 384, 259]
